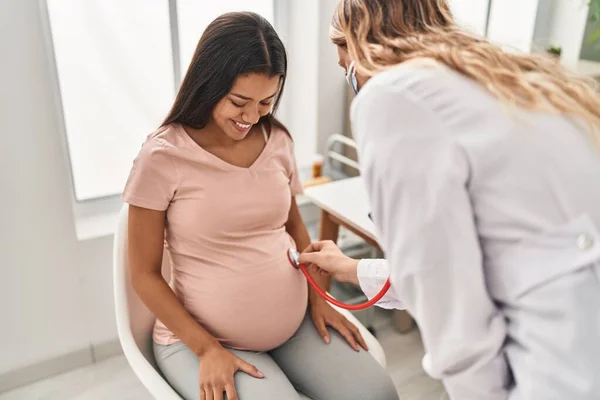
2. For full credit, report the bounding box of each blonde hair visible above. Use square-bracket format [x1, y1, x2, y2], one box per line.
[331, 0, 600, 145]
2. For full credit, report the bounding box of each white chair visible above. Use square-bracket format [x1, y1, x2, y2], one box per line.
[113, 205, 387, 399]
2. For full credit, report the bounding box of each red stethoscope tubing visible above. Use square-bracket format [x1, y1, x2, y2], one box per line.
[287, 251, 391, 311]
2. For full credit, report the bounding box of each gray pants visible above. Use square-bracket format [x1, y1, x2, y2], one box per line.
[154, 313, 399, 400]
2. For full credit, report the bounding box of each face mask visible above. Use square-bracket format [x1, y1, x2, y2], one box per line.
[345, 61, 358, 94]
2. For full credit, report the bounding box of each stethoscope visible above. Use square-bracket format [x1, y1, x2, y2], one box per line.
[286, 64, 385, 310]
[287, 249, 391, 311]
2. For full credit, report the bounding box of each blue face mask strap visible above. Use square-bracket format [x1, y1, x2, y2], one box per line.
[346, 61, 359, 94]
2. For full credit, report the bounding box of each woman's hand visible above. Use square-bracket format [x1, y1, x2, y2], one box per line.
[309, 297, 369, 352]
[299, 241, 360, 285]
[198, 343, 264, 400]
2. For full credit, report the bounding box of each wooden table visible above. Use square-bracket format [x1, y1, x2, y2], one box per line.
[304, 177, 414, 333]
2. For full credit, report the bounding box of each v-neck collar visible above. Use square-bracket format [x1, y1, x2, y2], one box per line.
[177, 122, 272, 171]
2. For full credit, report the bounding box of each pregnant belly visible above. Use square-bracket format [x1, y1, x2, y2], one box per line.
[180, 262, 308, 351]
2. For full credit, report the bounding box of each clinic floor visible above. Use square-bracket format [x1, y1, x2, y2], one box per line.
[0, 310, 447, 400]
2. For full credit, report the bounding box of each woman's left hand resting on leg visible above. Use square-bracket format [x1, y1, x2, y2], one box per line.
[285, 198, 368, 352]
[309, 296, 368, 351]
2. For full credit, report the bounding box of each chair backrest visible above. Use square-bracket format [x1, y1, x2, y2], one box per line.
[113, 204, 181, 399]
[324, 134, 360, 180]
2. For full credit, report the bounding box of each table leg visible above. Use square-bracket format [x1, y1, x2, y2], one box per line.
[318, 210, 340, 243]
[318, 210, 340, 291]
[393, 310, 415, 334]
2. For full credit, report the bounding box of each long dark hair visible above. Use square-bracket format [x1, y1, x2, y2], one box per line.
[163, 12, 288, 133]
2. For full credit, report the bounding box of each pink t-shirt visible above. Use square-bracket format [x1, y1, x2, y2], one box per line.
[122, 122, 308, 351]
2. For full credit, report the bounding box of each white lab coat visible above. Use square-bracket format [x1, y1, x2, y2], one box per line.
[350, 61, 600, 400]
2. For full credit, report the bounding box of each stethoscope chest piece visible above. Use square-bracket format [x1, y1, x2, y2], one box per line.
[287, 248, 301, 269]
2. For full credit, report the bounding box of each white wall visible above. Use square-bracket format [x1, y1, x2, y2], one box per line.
[283, 0, 320, 164]
[0, 0, 117, 375]
[316, 0, 348, 154]
[279, 0, 347, 161]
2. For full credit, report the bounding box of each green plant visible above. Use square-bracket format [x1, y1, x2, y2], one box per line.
[547, 45, 562, 56]
[589, 0, 600, 46]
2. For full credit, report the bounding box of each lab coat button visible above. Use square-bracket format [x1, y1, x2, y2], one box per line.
[577, 234, 594, 251]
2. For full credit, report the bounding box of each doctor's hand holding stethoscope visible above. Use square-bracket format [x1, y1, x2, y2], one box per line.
[299, 241, 361, 285]
[314, 1, 600, 399]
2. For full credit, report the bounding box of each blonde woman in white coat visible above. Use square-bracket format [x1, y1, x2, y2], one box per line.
[300, 1, 600, 399]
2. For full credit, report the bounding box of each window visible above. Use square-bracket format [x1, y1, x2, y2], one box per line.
[45, 0, 176, 201]
[487, 0, 540, 52]
[449, 0, 491, 36]
[44, 0, 276, 202]
[43, 0, 280, 239]
[177, 1, 274, 79]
